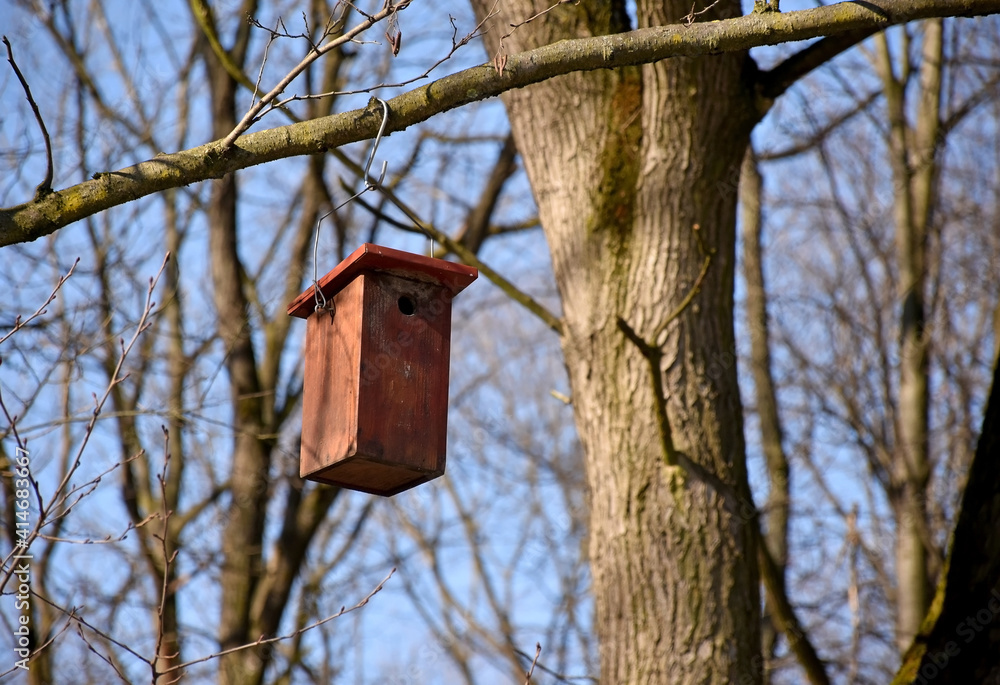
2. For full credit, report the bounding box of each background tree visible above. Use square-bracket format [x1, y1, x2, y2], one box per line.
[748, 14, 1000, 680]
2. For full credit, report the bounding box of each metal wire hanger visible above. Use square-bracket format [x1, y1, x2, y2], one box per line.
[312, 98, 390, 314]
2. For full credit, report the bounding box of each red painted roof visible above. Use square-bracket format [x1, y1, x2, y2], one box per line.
[287, 243, 478, 319]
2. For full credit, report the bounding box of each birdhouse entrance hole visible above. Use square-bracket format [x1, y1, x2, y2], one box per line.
[398, 296, 415, 316]
[287, 244, 478, 496]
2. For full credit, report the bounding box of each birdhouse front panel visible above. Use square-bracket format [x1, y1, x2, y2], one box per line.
[355, 272, 453, 475]
[289, 243, 477, 496]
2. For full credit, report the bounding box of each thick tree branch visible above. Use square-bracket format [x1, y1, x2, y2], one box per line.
[757, 533, 832, 685]
[757, 29, 877, 105]
[758, 90, 880, 160]
[455, 133, 518, 255]
[3, 0, 999, 246]
[357, 179, 565, 336]
[188, 0, 258, 93]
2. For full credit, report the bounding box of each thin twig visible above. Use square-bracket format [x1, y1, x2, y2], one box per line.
[74, 624, 136, 683]
[524, 642, 542, 684]
[55, 602, 151, 666]
[159, 567, 397, 676]
[514, 645, 598, 682]
[46, 254, 169, 511]
[653, 254, 712, 341]
[0, 611, 73, 678]
[223, 2, 409, 147]
[152, 426, 180, 683]
[279, 6, 498, 106]
[2, 36, 54, 198]
[683, 0, 722, 26]
[250, 20, 283, 110]
[494, 0, 575, 76]
[0, 254, 169, 594]
[37, 508, 157, 544]
[0, 258, 78, 347]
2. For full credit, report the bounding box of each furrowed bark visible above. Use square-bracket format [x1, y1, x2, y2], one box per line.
[469, 0, 762, 680]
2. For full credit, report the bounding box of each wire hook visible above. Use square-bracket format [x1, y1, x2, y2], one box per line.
[312, 97, 391, 313]
[364, 98, 389, 191]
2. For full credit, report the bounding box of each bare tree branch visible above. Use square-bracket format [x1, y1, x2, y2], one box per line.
[2, 36, 54, 199]
[757, 29, 878, 105]
[4, 0, 999, 246]
[159, 568, 396, 677]
[222, 2, 405, 147]
[0, 258, 77, 347]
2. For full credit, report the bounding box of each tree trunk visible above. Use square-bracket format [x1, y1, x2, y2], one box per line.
[470, 1, 761, 681]
[200, 12, 273, 682]
[892, 350, 1000, 684]
[741, 150, 791, 683]
[875, 20, 942, 652]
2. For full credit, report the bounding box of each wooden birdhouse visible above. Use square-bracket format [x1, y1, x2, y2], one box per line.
[287, 243, 478, 496]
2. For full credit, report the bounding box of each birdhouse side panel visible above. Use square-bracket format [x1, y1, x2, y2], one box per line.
[300, 277, 365, 479]
[356, 272, 453, 474]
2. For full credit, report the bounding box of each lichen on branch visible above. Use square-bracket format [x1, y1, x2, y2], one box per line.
[2, 0, 999, 246]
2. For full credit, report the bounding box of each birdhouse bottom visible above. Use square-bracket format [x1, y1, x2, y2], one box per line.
[299, 271, 458, 496]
